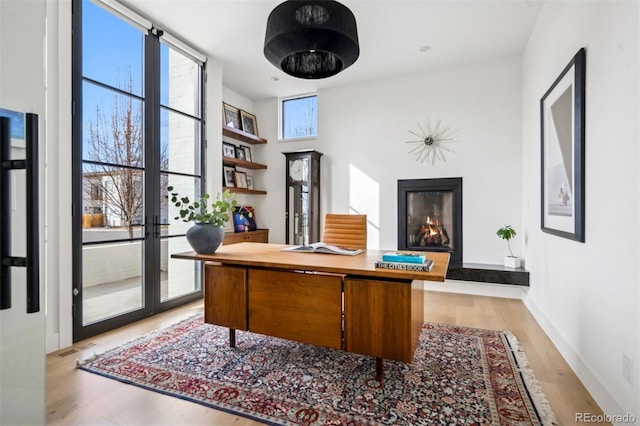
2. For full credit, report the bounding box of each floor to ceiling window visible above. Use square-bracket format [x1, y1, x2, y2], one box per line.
[72, 0, 206, 340]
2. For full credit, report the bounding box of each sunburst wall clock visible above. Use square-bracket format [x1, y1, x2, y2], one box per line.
[405, 119, 457, 165]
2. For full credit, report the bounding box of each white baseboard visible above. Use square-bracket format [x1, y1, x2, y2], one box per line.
[46, 332, 60, 354]
[427, 280, 629, 422]
[523, 297, 627, 422]
[424, 279, 529, 299]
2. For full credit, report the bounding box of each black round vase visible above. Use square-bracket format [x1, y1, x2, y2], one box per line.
[186, 223, 224, 254]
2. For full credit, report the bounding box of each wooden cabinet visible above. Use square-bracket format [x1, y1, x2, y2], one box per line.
[248, 269, 343, 349]
[344, 277, 423, 363]
[204, 264, 247, 330]
[201, 262, 424, 365]
[223, 229, 268, 245]
[203, 265, 343, 350]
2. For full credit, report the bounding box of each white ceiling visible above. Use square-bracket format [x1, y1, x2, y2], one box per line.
[122, 0, 543, 101]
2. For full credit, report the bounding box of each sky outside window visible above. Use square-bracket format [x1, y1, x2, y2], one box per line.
[82, 0, 143, 95]
[282, 95, 317, 139]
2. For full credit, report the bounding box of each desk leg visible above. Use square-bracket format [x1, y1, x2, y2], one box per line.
[375, 357, 383, 382]
[229, 328, 236, 348]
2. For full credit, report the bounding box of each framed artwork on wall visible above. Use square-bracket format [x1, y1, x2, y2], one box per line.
[234, 146, 246, 160]
[223, 102, 242, 130]
[233, 206, 257, 232]
[240, 110, 258, 136]
[222, 142, 236, 158]
[222, 218, 234, 233]
[223, 166, 236, 187]
[234, 171, 248, 189]
[243, 146, 252, 162]
[540, 48, 586, 242]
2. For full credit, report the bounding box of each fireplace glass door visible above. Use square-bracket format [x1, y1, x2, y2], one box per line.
[397, 177, 462, 266]
[406, 191, 454, 251]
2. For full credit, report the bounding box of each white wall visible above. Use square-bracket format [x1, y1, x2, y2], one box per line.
[222, 86, 254, 114]
[256, 56, 524, 264]
[47, 0, 74, 353]
[522, 1, 639, 420]
[0, 0, 47, 422]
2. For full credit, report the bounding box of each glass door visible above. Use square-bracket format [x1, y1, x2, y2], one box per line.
[159, 41, 204, 303]
[73, 0, 205, 340]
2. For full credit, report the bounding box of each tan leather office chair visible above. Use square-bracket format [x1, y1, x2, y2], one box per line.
[322, 214, 367, 250]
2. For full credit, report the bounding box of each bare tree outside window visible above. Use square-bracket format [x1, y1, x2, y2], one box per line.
[282, 95, 317, 139]
[85, 74, 168, 238]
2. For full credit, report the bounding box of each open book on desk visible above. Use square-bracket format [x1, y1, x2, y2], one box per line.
[281, 242, 363, 256]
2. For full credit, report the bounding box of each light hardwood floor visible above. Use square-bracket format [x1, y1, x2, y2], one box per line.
[47, 291, 609, 425]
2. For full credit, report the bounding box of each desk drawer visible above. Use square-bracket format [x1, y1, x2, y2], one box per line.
[223, 229, 269, 245]
[248, 270, 342, 349]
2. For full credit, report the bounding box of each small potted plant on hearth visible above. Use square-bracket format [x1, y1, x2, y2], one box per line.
[168, 186, 237, 254]
[496, 225, 521, 268]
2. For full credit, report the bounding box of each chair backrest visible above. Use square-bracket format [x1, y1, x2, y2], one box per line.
[322, 214, 367, 250]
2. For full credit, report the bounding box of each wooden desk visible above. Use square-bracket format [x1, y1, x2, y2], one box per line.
[173, 243, 449, 380]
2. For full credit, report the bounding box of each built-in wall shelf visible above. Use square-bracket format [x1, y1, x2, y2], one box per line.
[223, 125, 267, 145]
[221, 118, 268, 196]
[222, 156, 267, 170]
[223, 186, 267, 195]
[447, 263, 529, 286]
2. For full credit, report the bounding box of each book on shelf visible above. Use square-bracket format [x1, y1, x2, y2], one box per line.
[281, 241, 363, 256]
[381, 251, 428, 264]
[375, 259, 434, 272]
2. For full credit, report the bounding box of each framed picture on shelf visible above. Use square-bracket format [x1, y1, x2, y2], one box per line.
[240, 110, 258, 136]
[242, 145, 252, 162]
[234, 171, 248, 189]
[222, 219, 234, 233]
[223, 166, 236, 187]
[235, 146, 246, 160]
[233, 206, 257, 232]
[223, 102, 242, 130]
[540, 47, 586, 242]
[246, 175, 254, 190]
[222, 142, 236, 158]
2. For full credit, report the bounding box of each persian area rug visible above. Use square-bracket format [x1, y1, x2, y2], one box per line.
[79, 316, 556, 425]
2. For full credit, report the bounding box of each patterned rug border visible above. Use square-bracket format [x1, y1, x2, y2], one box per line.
[501, 332, 556, 425]
[80, 344, 281, 425]
[77, 314, 282, 425]
[78, 315, 557, 425]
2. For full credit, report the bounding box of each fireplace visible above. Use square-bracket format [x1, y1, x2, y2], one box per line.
[398, 178, 462, 266]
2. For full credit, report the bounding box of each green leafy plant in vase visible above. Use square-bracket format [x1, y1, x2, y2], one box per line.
[168, 186, 237, 254]
[496, 225, 521, 268]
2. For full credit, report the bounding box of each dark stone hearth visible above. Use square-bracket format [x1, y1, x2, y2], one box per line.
[447, 263, 529, 286]
[397, 177, 529, 286]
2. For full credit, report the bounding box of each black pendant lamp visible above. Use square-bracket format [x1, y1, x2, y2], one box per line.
[264, 0, 359, 79]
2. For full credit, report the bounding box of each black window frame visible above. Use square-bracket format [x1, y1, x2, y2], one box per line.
[71, 0, 207, 341]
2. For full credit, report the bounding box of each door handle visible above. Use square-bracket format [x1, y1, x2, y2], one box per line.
[154, 215, 160, 238]
[143, 216, 151, 238]
[0, 114, 40, 313]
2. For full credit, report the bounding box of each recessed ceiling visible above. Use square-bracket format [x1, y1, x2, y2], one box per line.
[121, 0, 542, 101]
